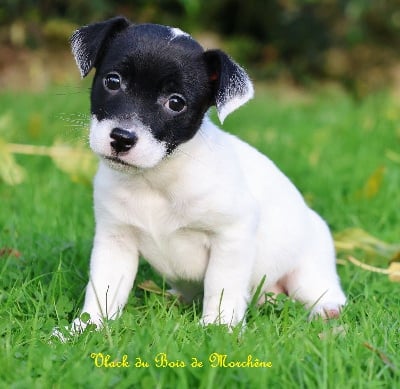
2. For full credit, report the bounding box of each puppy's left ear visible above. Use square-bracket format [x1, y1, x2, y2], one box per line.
[70, 16, 131, 77]
[204, 49, 254, 123]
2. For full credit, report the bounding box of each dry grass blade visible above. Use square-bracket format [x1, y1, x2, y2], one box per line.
[347, 255, 400, 283]
[363, 342, 398, 373]
[5, 142, 97, 184]
[347, 256, 391, 274]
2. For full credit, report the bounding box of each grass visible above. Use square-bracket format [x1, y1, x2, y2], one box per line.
[1, 81, 400, 388]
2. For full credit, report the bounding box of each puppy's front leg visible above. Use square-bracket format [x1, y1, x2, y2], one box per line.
[202, 221, 256, 328]
[73, 224, 138, 331]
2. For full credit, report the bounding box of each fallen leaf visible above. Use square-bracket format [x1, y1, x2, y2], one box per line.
[388, 262, 400, 282]
[0, 139, 26, 185]
[356, 166, 385, 199]
[336, 228, 400, 282]
[390, 251, 400, 263]
[137, 280, 164, 295]
[28, 113, 43, 138]
[0, 247, 21, 258]
[334, 228, 400, 260]
[137, 280, 178, 299]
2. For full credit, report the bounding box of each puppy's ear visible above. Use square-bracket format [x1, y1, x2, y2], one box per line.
[70, 16, 131, 77]
[204, 49, 254, 123]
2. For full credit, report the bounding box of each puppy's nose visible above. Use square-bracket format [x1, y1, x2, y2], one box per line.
[110, 128, 138, 153]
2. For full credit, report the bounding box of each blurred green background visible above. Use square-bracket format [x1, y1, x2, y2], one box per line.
[1, 0, 400, 95]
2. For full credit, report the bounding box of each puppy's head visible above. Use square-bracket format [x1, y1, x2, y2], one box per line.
[71, 17, 253, 169]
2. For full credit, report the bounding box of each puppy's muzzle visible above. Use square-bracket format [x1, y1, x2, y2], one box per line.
[110, 128, 138, 153]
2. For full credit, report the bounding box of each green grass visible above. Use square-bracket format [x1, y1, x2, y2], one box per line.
[1, 83, 400, 388]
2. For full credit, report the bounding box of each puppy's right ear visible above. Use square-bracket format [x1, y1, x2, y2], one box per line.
[70, 16, 131, 77]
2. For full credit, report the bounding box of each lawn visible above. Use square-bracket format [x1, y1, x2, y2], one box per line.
[0, 82, 399, 388]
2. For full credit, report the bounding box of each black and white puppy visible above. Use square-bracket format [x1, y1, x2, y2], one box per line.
[69, 16, 346, 331]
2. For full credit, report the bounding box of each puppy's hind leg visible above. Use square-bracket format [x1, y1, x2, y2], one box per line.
[285, 265, 346, 319]
[284, 213, 346, 319]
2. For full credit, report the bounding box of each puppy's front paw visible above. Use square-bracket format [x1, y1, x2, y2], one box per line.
[201, 295, 247, 329]
[51, 314, 98, 342]
[200, 315, 246, 335]
[200, 314, 225, 327]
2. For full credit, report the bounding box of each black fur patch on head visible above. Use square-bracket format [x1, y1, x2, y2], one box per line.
[89, 23, 212, 153]
[71, 17, 253, 154]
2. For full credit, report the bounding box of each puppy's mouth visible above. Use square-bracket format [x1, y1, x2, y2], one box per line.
[103, 155, 132, 167]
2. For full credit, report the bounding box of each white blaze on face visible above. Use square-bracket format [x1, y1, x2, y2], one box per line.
[89, 116, 168, 169]
[168, 27, 191, 41]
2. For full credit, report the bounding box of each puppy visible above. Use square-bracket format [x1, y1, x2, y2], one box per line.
[69, 16, 346, 331]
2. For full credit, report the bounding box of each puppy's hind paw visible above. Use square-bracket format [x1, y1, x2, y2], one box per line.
[310, 303, 344, 321]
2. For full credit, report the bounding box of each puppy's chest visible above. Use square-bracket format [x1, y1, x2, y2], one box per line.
[110, 185, 211, 281]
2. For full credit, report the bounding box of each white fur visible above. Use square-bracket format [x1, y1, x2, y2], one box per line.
[73, 116, 346, 331]
[70, 31, 90, 78]
[216, 70, 255, 124]
[89, 117, 167, 169]
[217, 85, 254, 124]
[169, 27, 190, 40]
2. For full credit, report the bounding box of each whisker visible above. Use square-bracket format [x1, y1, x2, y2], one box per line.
[173, 147, 206, 167]
[198, 127, 214, 153]
[52, 85, 89, 96]
[56, 112, 90, 144]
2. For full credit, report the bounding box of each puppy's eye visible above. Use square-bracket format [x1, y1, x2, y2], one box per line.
[165, 95, 186, 113]
[104, 73, 121, 91]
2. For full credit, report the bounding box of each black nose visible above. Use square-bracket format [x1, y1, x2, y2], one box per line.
[110, 128, 138, 153]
